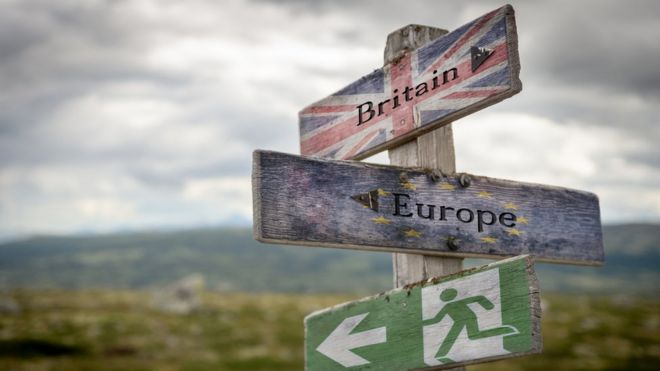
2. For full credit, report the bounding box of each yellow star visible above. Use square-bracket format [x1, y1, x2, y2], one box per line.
[372, 216, 391, 225]
[439, 182, 456, 191]
[377, 188, 390, 196]
[503, 202, 519, 210]
[478, 191, 493, 199]
[401, 181, 416, 190]
[506, 228, 524, 237]
[517, 216, 529, 225]
[404, 228, 422, 238]
[480, 236, 498, 244]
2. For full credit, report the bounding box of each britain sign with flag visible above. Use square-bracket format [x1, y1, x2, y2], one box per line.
[299, 5, 522, 160]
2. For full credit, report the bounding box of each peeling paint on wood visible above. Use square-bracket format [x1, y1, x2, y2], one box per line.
[299, 5, 521, 160]
[305, 255, 542, 370]
[252, 150, 604, 265]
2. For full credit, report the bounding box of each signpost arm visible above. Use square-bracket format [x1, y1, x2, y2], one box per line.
[385, 25, 464, 288]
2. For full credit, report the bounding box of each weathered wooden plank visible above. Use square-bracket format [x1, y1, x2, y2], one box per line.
[252, 150, 604, 265]
[305, 255, 542, 370]
[299, 5, 521, 160]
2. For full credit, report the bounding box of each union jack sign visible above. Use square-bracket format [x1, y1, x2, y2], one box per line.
[299, 5, 522, 160]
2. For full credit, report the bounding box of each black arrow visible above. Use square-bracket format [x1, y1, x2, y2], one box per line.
[471, 46, 493, 72]
[350, 190, 379, 212]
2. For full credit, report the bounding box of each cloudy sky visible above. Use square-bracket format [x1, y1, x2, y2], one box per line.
[1, 0, 659, 239]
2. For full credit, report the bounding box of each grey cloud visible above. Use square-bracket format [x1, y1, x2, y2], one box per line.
[129, 161, 251, 189]
[256, 0, 660, 99]
[629, 150, 660, 170]
[519, 0, 660, 99]
[1, 0, 659, 236]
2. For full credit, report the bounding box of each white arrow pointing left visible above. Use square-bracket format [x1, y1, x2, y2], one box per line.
[316, 312, 387, 367]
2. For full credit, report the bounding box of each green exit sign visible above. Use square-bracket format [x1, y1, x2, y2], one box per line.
[305, 255, 541, 370]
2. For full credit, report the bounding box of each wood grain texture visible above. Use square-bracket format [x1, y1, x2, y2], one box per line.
[299, 5, 521, 161]
[304, 255, 542, 370]
[383, 24, 449, 65]
[252, 150, 604, 265]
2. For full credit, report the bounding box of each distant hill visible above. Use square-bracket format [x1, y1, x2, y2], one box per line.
[531, 224, 660, 294]
[0, 224, 658, 295]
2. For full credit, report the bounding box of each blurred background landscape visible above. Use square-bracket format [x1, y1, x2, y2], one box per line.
[1, 0, 659, 369]
[0, 224, 658, 370]
[0, 224, 659, 295]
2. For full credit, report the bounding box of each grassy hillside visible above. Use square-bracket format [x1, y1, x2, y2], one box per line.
[532, 224, 660, 294]
[0, 290, 657, 370]
[0, 224, 658, 294]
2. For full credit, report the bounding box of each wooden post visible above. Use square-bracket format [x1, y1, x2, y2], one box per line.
[385, 26, 464, 290]
[386, 25, 464, 371]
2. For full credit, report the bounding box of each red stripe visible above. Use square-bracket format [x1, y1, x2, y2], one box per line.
[302, 45, 507, 155]
[425, 8, 500, 75]
[301, 107, 388, 155]
[389, 54, 415, 136]
[342, 130, 379, 159]
[302, 62, 402, 155]
[301, 42, 508, 155]
[414, 43, 507, 104]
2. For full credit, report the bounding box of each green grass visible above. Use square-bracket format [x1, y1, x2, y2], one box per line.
[0, 290, 658, 370]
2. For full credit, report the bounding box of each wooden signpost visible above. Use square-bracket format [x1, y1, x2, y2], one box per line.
[250, 4, 604, 370]
[299, 5, 521, 161]
[253, 150, 604, 265]
[305, 255, 541, 370]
